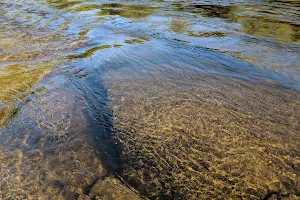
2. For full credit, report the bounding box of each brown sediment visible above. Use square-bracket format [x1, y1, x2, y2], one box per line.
[0, 86, 103, 199]
[0, 77, 145, 199]
[105, 63, 300, 199]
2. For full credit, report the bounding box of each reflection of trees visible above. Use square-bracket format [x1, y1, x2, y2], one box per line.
[172, 2, 299, 42]
[98, 7, 156, 19]
[46, 0, 82, 9]
[266, 0, 300, 7]
[170, 20, 189, 34]
[48, 1, 157, 19]
[238, 16, 299, 42]
[97, 4, 157, 19]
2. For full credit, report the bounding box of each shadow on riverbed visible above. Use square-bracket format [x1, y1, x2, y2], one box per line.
[72, 73, 124, 175]
[0, 70, 132, 199]
[65, 66, 145, 199]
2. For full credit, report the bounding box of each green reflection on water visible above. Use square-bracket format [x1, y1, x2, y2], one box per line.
[173, 3, 299, 42]
[238, 16, 300, 43]
[67, 45, 111, 59]
[70, 3, 157, 19]
[188, 30, 226, 37]
[170, 20, 189, 34]
[0, 64, 52, 126]
[47, 0, 82, 9]
[124, 37, 150, 44]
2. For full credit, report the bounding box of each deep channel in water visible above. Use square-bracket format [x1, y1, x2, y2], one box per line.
[0, 0, 300, 199]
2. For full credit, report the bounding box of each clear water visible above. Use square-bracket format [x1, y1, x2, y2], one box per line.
[0, 0, 299, 199]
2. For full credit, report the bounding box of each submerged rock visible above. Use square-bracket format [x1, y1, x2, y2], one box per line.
[88, 177, 142, 200]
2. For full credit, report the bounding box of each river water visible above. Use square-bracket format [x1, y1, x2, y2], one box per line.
[0, 0, 299, 199]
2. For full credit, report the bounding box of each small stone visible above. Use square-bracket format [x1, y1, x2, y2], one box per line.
[78, 194, 90, 200]
[75, 188, 83, 194]
[69, 186, 75, 192]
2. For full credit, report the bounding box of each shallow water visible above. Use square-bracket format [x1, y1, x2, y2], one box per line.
[0, 0, 299, 199]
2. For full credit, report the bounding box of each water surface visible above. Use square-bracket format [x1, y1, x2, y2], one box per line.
[0, 0, 299, 199]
